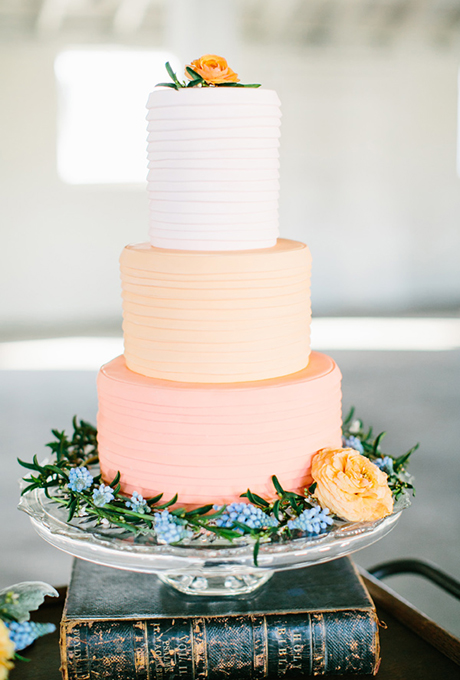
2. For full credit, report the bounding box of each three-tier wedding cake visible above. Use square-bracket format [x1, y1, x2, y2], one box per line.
[96, 60, 343, 507]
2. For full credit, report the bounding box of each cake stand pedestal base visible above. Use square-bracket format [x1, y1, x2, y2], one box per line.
[159, 568, 274, 596]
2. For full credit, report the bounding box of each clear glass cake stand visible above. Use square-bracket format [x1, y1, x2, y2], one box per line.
[19, 484, 409, 597]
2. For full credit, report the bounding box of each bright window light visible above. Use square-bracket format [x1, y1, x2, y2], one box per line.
[458, 66, 460, 178]
[1, 319, 459, 370]
[55, 48, 180, 185]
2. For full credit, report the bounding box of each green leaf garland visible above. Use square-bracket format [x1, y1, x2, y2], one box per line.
[18, 410, 416, 555]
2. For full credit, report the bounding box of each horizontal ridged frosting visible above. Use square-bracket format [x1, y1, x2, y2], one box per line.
[120, 239, 312, 383]
[146, 88, 281, 251]
[97, 352, 342, 505]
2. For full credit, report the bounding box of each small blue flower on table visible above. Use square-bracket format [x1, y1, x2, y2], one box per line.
[5, 621, 56, 651]
[92, 483, 114, 507]
[67, 467, 93, 492]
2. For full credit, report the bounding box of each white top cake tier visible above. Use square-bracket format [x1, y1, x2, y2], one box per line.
[146, 88, 282, 251]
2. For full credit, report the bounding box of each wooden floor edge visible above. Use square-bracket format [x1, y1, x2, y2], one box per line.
[358, 566, 460, 666]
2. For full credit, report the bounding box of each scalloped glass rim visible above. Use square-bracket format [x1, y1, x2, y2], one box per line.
[18, 481, 410, 577]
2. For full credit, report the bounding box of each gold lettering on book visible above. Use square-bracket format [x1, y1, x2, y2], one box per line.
[133, 621, 149, 673]
[276, 625, 288, 675]
[311, 613, 326, 675]
[174, 632, 192, 676]
[252, 616, 268, 677]
[192, 618, 208, 679]
[291, 630, 303, 669]
[150, 622, 166, 680]
[69, 624, 83, 666]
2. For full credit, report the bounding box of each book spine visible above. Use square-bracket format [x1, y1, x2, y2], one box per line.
[61, 610, 379, 679]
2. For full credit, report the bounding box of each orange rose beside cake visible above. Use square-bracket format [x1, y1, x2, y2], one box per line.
[312, 447, 394, 521]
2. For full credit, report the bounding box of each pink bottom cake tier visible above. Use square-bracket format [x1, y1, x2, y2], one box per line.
[97, 351, 342, 506]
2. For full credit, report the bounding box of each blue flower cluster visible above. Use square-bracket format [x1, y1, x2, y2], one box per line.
[67, 467, 93, 492]
[373, 456, 394, 475]
[342, 435, 364, 454]
[92, 483, 114, 507]
[213, 503, 279, 531]
[287, 506, 334, 534]
[5, 621, 56, 651]
[125, 491, 150, 514]
[153, 510, 192, 544]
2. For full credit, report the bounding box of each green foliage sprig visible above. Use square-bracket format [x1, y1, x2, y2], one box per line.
[342, 407, 417, 500]
[19, 417, 98, 499]
[240, 475, 328, 564]
[0, 583, 58, 624]
[18, 419, 244, 543]
[156, 62, 261, 90]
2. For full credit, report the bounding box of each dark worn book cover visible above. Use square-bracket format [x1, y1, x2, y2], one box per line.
[60, 557, 380, 678]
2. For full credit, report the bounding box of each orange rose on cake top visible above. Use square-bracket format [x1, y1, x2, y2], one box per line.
[186, 54, 239, 84]
[312, 447, 394, 522]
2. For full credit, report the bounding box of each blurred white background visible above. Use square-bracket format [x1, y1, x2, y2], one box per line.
[0, 0, 459, 639]
[1, 0, 460, 334]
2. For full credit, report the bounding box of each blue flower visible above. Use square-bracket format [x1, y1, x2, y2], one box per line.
[342, 435, 364, 454]
[373, 456, 394, 475]
[287, 506, 334, 534]
[213, 502, 279, 531]
[67, 467, 93, 492]
[5, 621, 56, 651]
[92, 483, 114, 507]
[125, 491, 150, 514]
[153, 510, 192, 544]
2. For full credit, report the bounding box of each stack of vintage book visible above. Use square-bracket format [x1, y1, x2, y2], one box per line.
[60, 557, 380, 678]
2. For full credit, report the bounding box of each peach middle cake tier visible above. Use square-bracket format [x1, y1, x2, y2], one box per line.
[120, 239, 312, 383]
[97, 351, 342, 506]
